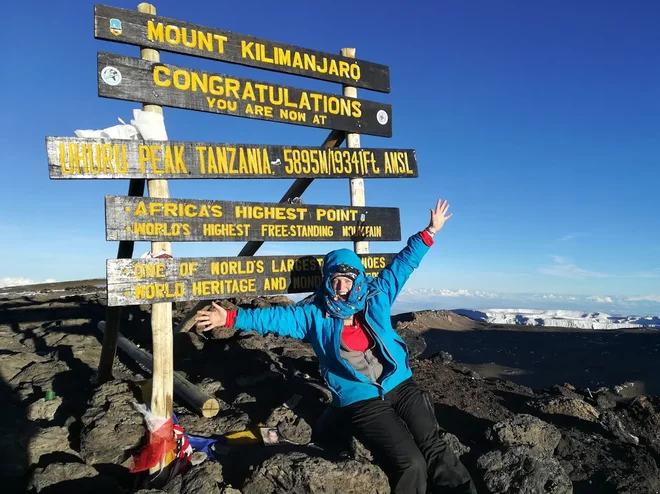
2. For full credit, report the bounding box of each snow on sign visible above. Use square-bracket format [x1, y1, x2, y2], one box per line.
[94, 4, 390, 93]
[104, 196, 402, 242]
[106, 253, 396, 306]
[96, 52, 393, 137]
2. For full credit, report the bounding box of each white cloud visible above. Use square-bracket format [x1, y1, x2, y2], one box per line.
[438, 289, 471, 297]
[477, 271, 531, 277]
[539, 256, 659, 280]
[557, 232, 588, 242]
[589, 296, 614, 303]
[0, 277, 57, 289]
[631, 269, 660, 279]
[400, 288, 499, 298]
[627, 294, 660, 303]
[538, 256, 611, 279]
[541, 294, 577, 300]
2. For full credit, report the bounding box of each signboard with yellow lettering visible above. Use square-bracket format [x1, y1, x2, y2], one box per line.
[94, 4, 390, 93]
[105, 196, 401, 242]
[97, 52, 393, 137]
[106, 253, 396, 306]
[46, 137, 417, 179]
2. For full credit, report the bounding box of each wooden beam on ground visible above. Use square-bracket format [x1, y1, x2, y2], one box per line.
[172, 129, 345, 336]
[99, 323, 219, 417]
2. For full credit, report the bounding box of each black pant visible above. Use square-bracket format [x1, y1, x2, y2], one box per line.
[342, 378, 477, 494]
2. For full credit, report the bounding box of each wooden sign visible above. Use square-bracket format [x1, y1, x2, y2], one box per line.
[105, 196, 401, 242]
[94, 4, 390, 93]
[97, 52, 393, 138]
[106, 253, 397, 306]
[46, 137, 417, 179]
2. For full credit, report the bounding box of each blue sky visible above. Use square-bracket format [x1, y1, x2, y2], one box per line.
[1, 0, 659, 314]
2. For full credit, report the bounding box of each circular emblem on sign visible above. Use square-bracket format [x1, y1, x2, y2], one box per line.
[101, 66, 122, 86]
[376, 110, 389, 125]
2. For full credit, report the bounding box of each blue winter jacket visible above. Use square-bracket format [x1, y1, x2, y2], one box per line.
[233, 232, 431, 407]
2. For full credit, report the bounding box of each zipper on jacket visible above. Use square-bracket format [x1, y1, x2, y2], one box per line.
[375, 382, 385, 399]
[361, 302, 397, 396]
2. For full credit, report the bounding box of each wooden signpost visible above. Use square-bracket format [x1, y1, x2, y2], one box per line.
[97, 52, 393, 137]
[107, 253, 396, 306]
[46, 136, 418, 179]
[105, 196, 401, 242]
[45, 1, 422, 477]
[94, 4, 390, 92]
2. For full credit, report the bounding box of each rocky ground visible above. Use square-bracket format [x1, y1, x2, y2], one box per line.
[2, 282, 660, 493]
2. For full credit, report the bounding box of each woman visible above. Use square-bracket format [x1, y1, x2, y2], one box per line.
[195, 199, 477, 494]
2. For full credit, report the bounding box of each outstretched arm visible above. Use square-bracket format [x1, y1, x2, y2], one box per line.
[194, 302, 312, 340]
[372, 199, 452, 306]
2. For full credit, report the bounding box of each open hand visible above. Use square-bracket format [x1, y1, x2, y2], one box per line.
[427, 199, 453, 234]
[194, 302, 227, 331]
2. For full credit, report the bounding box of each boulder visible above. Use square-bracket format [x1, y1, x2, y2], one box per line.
[349, 436, 374, 462]
[28, 426, 79, 466]
[477, 446, 573, 494]
[486, 414, 561, 453]
[9, 358, 69, 391]
[177, 409, 250, 437]
[530, 397, 600, 422]
[242, 452, 390, 494]
[441, 432, 471, 457]
[549, 384, 583, 401]
[265, 406, 312, 446]
[617, 395, 660, 455]
[167, 461, 224, 494]
[600, 411, 639, 445]
[29, 462, 119, 493]
[0, 351, 47, 382]
[594, 389, 618, 411]
[432, 351, 454, 364]
[79, 380, 144, 466]
[27, 397, 63, 422]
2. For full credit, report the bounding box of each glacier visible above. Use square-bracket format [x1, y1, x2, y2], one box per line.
[451, 308, 660, 330]
[391, 288, 660, 329]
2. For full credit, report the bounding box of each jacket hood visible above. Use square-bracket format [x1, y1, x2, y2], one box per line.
[322, 248, 365, 279]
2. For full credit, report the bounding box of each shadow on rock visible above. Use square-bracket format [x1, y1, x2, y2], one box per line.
[417, 325, 660, 396]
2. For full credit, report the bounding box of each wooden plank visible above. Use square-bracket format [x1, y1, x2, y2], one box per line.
[97, 52, 393, 138]
[98, 322, 220, 417]
[94, 4, 390, 93]
[46, 137, 417, 180]
[106, 253, 397, 306]
[105, 196, 401, 243]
